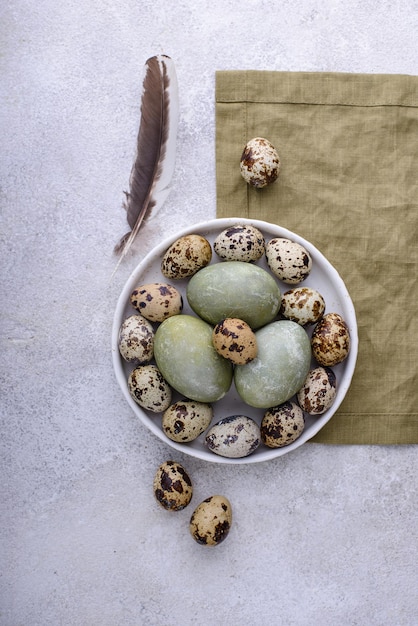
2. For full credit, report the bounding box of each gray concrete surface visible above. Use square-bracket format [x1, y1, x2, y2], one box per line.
[1, 1, 417, 624]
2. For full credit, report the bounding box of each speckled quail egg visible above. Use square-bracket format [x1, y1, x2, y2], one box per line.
[162, 400, 213, 443]
[130, 283, 183, 322]
[280, 287, 325, 325]
[240, 137, 280, 188]
[118, 314, 154, 363]
[266, 238, 312, 284]
[212, 318, 257, 365]
[161, 234, 212, 279]
[189, 495, 232, 546]
[297, 367, 337, 415]
[205, 415, 261, 458]
[260, 401, 305, 448]
[153, 461, 193, 511]
[311, 312, 350, 366]
[128, 364, 172, 412]
[213, 224, 265, 262]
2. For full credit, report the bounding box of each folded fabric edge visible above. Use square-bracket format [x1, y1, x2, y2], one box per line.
[215, 70, 418, 108]
[309, 439, 418, 445]
[309, 414, 418, 445]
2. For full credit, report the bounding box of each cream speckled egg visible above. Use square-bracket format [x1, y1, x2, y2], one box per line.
[153, 461, 193, 511]
[205, 415, 261, 458]
[128, 364, 172, 412]
[260, 401, 305, 448]
[189, 495, 232, 546]
[266, 238, 312, 284]
[297, 367, 337, 415]
[118, 314, 154, 363]
[161, 234, 212, 279]
[280, 287, 325, 325]
[162, 400, 213, 443]
[311, 312, 350, 366]
[130, 283, 183, 322]
[213, 224, 265, 262]
[240, 137, 280, 188]
[212, 318, 257, 365]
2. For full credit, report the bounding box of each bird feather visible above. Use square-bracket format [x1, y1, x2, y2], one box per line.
[114, 54, 179, 261]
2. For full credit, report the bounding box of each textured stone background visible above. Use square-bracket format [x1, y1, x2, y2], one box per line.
[1, 1, 417, 624]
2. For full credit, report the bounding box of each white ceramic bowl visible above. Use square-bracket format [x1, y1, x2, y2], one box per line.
[112, 218, 358, 464]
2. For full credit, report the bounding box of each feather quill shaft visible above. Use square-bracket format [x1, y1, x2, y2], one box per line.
[114, 54, 179, 260]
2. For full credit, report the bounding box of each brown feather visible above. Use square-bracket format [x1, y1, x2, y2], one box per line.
[114, 55, 179, 258]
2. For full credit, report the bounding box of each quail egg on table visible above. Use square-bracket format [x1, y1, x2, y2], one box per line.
[205, 415, 261, 458]
[130, 283, 183, 322]
[161, 234, 212, 279]
[213, 224, 265, 262]
[162, 400, 213, 443]
[311, 312, 351, 366]
[212, 318, 258, 365]
[118, 314, 154, 363]
[297, 367, 337, 415]
[128, 364, 172, 412]
[153, 461, 193, 511]
[260, 401, 305, 448]
[240, 137, 280, 188]
[280, 287, 325, 326]
[189, 495, 232, 546]
[266, 238, 312, 284]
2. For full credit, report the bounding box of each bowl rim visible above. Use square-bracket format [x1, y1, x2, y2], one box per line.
[112, 217, 358, 464]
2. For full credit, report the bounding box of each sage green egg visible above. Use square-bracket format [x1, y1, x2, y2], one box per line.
[186, 261, 281, 329]
[234, 320, 311, 408]
[154, 315, 233, 403]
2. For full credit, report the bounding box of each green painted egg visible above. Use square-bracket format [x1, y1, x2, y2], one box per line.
[234, 320, 311, 408]
[154, 315, 233, 403]
[186, 261, 281, 329]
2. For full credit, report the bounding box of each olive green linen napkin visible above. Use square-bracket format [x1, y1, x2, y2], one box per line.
[216, 70, 418, 444]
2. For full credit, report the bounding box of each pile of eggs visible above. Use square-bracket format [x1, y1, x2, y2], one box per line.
[117, 223, 351, 460]
[153, 460, 232, 547]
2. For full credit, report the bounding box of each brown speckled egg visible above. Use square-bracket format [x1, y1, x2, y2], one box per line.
[280, 287, 325, 325]
[153, 461, 193, 511]
[162, 400, 213, 442]
[266, 238, 312, 284]
[311, 312, 350, 366]
[161, 234, 212, 279]
[260, 401, 305, 448]
[128, 364, 172, 412]
[118, 314, 154, 363]
[212, 318, 257, 365]
[189, 495, 232, 546]
[130, 283, 183, 322]
[205, 415, 260, 458]
[213, 224, 265, 262]
[297, 367, 337, 415]
[240, 137, 280, 188]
